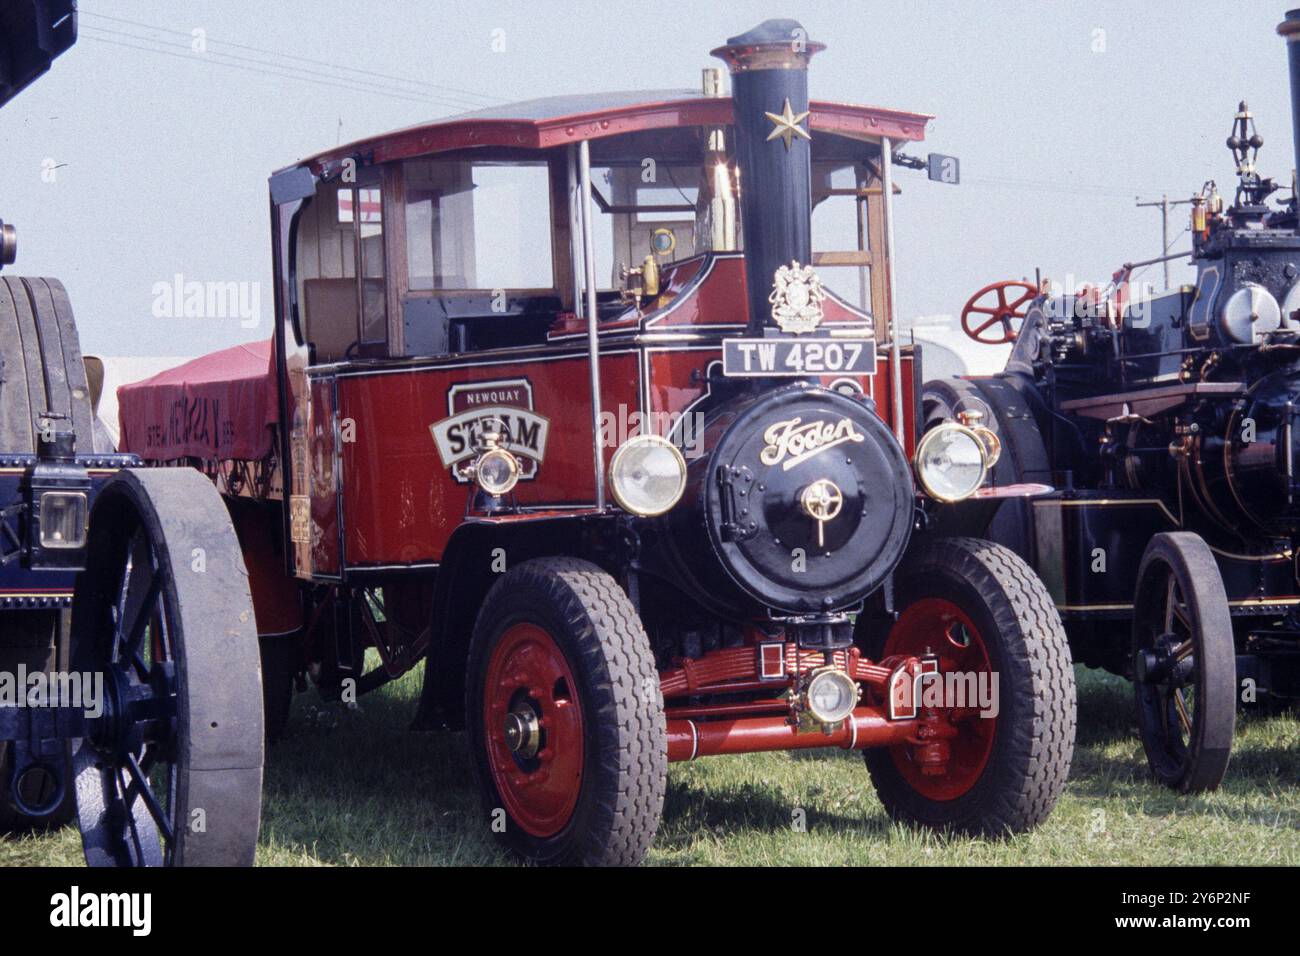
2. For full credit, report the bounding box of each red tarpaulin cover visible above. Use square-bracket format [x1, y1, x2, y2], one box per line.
[117, 339, 278, 462]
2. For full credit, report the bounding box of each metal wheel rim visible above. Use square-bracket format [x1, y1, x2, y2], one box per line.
[1134, 564, 1203, 780]
[70, 468, 264, 867]
[482, 622, 584, 838]
[74, 524, 181, 866]
[883, 597, 996, 801]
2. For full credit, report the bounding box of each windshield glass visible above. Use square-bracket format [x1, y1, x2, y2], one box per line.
[588, 162, 703, 290]
[404, 159, 555, 291]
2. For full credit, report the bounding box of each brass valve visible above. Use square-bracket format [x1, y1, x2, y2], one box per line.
[619, 254, 660, 309]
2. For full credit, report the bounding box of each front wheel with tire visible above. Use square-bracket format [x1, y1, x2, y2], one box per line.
[466, 557, 666, 866]
[70, 469, 264, 866]
[1131, 532, 1235, 792]
[863, 536, 1076, 835]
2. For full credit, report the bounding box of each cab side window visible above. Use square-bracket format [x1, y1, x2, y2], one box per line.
[811, 160, 886, 317]
[295, 177, 388, 363]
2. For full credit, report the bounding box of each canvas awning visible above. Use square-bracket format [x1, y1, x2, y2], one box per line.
[116, 338, 278, 462]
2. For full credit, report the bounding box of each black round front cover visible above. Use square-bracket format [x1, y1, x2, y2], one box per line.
[702, 385, 914, 613]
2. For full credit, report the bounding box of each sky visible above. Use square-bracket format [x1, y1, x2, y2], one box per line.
[0, 0, 1296, 360]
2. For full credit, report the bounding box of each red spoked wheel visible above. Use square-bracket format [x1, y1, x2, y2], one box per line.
[482, 623, 585, 838]
[466, 557, 666, 866]
[960, 280, 1040, 345]
[863, 537, 1076, 835]
[883, 597, 995, 801]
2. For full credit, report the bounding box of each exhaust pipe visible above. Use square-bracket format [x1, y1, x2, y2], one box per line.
[666, 706, 916, 761]
[1278, 10, 1300, 186]
[712, 19, 824, 336]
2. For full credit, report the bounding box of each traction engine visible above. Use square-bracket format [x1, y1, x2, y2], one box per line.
[0, 1, 263, 866]
[926, 9, 1300, 792]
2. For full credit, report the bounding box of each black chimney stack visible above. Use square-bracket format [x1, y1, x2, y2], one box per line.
[712, 20, 824, 336]
[1279, 10, 1300, 188]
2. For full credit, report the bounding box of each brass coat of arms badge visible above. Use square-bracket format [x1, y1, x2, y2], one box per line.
[769, 260, 826, 333]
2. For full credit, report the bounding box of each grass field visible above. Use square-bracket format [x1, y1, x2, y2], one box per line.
[2, 664, 1296, 867]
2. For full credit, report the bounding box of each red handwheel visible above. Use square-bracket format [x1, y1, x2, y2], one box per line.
[960, 280, 1040, 345]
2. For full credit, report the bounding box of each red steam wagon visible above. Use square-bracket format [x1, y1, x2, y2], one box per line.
[120, 19, 1077, 865]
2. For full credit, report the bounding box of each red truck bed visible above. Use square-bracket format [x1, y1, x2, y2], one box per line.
[117, 338, 278, 463]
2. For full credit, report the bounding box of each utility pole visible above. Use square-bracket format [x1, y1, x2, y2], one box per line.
[1135, 194, 1194, 289]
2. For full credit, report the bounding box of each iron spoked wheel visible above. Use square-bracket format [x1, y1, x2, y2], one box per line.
[1132, 532, 1236, 793]
[862, 537, 1076, 835]
[70, 469, 264, 866]
[466, 557, 666, 866]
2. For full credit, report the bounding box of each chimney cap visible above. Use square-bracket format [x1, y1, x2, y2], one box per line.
[724, 18, 810, 46]
[711, 18, 824, 72]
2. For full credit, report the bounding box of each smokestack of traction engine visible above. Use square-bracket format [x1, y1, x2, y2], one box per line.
[1279, 10, 1300, 187]
[712, 20, 825, 337]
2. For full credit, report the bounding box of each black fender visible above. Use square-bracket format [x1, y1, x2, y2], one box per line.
[921, 373, 1053, 556]
[411, 511, 627, 731]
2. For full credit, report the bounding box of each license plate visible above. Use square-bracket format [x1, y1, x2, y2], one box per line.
[722, 337, 877, 377]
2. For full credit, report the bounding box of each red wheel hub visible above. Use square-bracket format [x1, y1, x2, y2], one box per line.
[884, 597, 996, 800]
[960, 280, 1039, 345]
[483, 622, 584, 838]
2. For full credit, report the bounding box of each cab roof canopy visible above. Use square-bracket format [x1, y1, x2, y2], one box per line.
[287, 89, 932, 177]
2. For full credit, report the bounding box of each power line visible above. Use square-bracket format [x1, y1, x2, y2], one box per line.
[1128, 226, 1192, 286]
[1135, 195, 1196, 289]
[79, 23, 488, 110]
[79, 10, 502, 106]
[77, 31, 448, 108]
[77, 28, 478, 110]
[963, 174, 1186, 200]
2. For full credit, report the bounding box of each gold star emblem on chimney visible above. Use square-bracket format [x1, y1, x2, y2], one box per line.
[764, 97, 811, 149]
